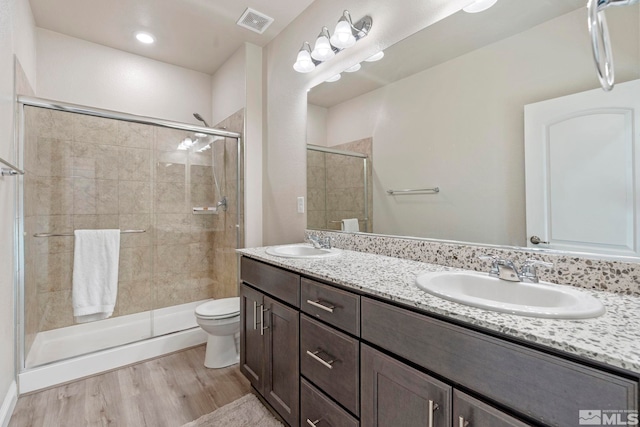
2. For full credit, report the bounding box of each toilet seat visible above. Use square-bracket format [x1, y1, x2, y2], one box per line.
[196, 297, 240, 320]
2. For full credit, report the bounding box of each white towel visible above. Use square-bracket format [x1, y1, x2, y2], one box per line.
[72, 229, 121, 323]
[341, 218, 360, 232]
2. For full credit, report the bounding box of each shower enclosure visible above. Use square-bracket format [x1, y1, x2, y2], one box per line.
[15, 97, 243, 386]
[306, 144, 371, 232]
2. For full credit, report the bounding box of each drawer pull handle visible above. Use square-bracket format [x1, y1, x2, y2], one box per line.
[306, 419, 321, 426]
[458, 416, 469, 427]
[306, 349, 335, 369]
[306, 299, 335, 313]
[260, 307, 270, 336]
[428, 400, 439, 427]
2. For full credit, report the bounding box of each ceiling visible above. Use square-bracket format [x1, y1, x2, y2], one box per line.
[28, 0, 316, 75]
[308, 0, 586, 108]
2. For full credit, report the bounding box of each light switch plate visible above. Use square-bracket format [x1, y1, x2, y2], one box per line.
[297, 196, 305, 213]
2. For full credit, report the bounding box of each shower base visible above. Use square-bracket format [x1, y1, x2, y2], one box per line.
[19, 300, 209, 393]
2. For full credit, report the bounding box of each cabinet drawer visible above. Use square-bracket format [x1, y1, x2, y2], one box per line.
[301, 278, 360, 336]
[361, 297, 638, 427]
[301, 315, 359, 415]
[454, 390, 532, 427]
[241, 257, 300, 307]
[301, 378, 359, 427]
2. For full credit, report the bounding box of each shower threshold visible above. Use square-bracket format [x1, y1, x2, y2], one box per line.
[19, 299, 210, 393]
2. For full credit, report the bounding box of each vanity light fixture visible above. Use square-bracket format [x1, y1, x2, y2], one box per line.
[293, 42, 316, 73]
[463, 0, 498, 13]
[364, 51, 385, 62]
[325, 74, 342, 83]
[344, 63, 362, 73]
[293, 10, 373, 73]
[311, 27, 335, 61]
[135, 32, 155, 44]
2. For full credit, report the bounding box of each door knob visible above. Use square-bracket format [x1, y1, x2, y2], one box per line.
[530, 236, 549, 245]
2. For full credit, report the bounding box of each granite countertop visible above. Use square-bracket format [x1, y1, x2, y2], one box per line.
[238, 245, 640, 374]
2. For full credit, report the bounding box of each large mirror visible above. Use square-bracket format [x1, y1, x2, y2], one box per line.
[306, 0, 640, 258]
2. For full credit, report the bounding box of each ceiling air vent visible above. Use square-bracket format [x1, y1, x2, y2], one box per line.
[236, 8, 274, 34]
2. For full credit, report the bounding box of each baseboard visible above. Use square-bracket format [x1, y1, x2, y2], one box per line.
[18, 328, 206, 394]
[0, 381, 17, 427]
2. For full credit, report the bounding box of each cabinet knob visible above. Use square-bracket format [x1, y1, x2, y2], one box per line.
[530, 235, 549, 245]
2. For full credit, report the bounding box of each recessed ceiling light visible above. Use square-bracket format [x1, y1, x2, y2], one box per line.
[463, 0, 498, 13]
[135, 32, 155, 44]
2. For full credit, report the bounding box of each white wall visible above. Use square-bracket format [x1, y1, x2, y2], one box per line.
[244, 43, 264, 248]
[263, 0, 473, 245]
[210, 45, 246, 126]
[320, 7, 639, 246]
[36, 29, 212, 124]
[0, 0, 36, 423]
[306, 104, 327, 147]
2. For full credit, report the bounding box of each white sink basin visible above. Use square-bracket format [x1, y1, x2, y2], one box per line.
[415, 271, 605, 319]
[265, 244, 342, 259]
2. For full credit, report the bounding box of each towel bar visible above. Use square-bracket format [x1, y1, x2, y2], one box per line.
[34, 229, 146, 237]
[0, 156, 25, 176]
[386, 187, 439, 195]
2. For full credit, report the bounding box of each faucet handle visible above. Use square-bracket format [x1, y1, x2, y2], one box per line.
[478, 255, 500, 277]
[520, 259, 553, 283]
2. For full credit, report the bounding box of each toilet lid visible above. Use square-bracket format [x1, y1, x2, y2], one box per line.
[196, 297, 240, 319]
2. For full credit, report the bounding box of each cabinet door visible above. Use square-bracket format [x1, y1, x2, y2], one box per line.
[453, 390, 532, 427]
[361, 344, 451, 427]
[264, 296, 300, 427]
[240, 284, 264, 392]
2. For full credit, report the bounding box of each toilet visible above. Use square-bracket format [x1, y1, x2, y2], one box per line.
[195, 297, 240, 368]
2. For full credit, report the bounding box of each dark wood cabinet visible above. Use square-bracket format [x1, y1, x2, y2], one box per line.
[240, 255, 639, 427]
[240, 283, 299, 426]
[240, 284, 265, 391]
[361, 344, 451, 427]
[300, 315, 359, 415]
[453, 390, 532, 427]
[361, 296, 638, 426]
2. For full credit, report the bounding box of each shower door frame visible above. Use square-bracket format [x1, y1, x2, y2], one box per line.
[307, 143, 370, 231]
[15, 96, 243, 374]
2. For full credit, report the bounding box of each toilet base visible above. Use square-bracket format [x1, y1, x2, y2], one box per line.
[204, 333, 239, 369]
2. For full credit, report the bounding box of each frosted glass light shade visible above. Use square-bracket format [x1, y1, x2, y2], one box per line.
[325, 74, 341, 83]
[364, 51, 384, 62]
[311, 35, 335, 61]
[293, 45, 315, 73]
[330, 19, 356, 49]
[344, 63, 361, 73]
[463, 0, 498, 13]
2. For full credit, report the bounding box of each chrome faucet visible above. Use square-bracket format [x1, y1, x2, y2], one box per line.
[307, 234, 332, 249]
[479, 255, 553, 283]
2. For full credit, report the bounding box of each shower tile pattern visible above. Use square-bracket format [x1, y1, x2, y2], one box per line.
[23, 106, 244, 336]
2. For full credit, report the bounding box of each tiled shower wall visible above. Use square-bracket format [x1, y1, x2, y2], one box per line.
[307, 137, 372, 232]
[22, 105, 243, 337]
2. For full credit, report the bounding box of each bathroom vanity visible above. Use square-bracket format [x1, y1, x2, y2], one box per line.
[238, 248, 640, 427]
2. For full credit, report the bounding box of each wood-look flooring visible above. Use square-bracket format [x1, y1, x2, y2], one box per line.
[9, 345, 250, 427]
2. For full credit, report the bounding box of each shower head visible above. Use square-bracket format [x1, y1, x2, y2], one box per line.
[193, 113, 209, 127]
